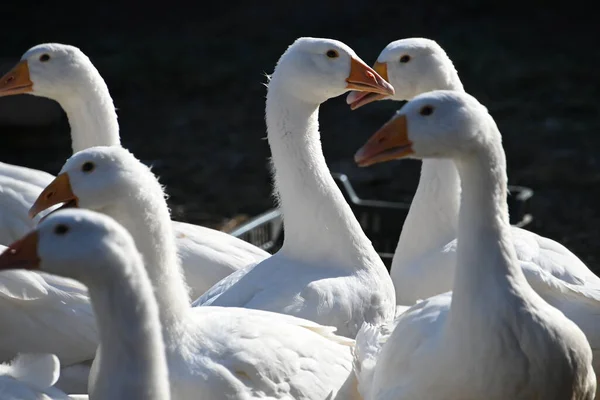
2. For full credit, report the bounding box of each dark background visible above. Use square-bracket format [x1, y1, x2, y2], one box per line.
[0, 3, 598, 269]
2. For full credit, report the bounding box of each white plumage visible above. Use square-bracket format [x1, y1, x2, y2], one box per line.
[31, 144, 362, 399]
[352, 90, 596, 400]
[348, 37, 600, 382]
[0, 43, 269, 299]
[194, 38, 396, 339]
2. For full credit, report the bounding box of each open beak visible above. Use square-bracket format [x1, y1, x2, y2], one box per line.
[346, 58, 394, 96]
[0, 61, 33, 97]
[0, 231, 40, 270]
[347, 61, 390, 110]
[354, 114, 413, 167]
[29, 174, 78, 219]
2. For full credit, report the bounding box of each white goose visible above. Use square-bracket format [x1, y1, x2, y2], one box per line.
[192, 37, 396, 338]
[0, 353, 77, 399]
[348, 37, 600, 368]
[0, 209, 171, 400]
[0, 225, 95, 395]
[0, 253, 95, 394]
[0, 43, 269, 298]
[348, 37, 600, 301]
[353, 90, 596, 400]
[30, 145, 362, 399]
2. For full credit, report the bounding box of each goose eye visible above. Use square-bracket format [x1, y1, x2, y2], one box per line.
[54, 224, 69, 235]
[39, 54, 50, 62]
[81, 162, 95, 173]
[419, 105, 434, 116]
[399, 55, 411, 63]
[326, 50, 339, 59]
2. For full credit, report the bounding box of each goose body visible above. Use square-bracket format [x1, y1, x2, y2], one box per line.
[31, 142, 365, 399]
[0, 163, 53, 189]
[194, 38, 396, 339]
[0, 354, 76, 400]
[348, 38, 600, 376]
[352, 90, 596, 400]
[0, 43, 269, 299]
[0, 176, 47, 244]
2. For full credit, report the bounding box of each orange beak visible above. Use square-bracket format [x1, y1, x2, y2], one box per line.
[0, 61, 33, 97]
[347, 61, 391, 110]
[354, 114, 413, 167]
[373, 61, 389, 83]
[0, 231, 40, 270]
[346, 57, 394, 96]
[29, 174, 78, 219]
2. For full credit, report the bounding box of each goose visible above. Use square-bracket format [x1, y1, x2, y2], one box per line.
[191, 37, 397, 339]
[353, 89, 596, 400]
[0, 353, 78, 399]
[347, 37, 600, 301]
[347, 37, 600, 368]
[0, 200, 96, 396]
[0, 209, 170, 400]
[29, 145, 362, 399]
[0, 43, 269, 298]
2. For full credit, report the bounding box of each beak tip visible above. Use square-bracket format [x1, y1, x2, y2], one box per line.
[384, 83, 395, 96]
[28, 207, 37, 220]
[353, 149, 368, 166]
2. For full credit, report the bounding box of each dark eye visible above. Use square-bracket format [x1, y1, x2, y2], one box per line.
[326, 50, 339, 59]
[419, 105, 434, 116]
[39, 54, 50, 62]
[399, 55, 411, 63]
[54, 224, 69, 235]
[81, 162, 95, 173]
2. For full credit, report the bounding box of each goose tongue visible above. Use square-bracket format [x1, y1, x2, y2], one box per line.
[346, 91, 387, 110]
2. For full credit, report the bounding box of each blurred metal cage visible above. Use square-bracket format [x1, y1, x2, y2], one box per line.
[229, 173, 534, 270]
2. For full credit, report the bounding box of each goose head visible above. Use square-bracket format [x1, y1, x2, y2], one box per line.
[28, 146, 147, 219]
[270, 37, 394, 103]
[354, 90, 492, 166]
[347, 38, 461, 109]
[0, 208, 135, 284]
[0, 43, 95, 100]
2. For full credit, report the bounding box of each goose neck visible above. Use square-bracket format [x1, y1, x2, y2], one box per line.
[393, 159, 461, 266]
[59, 72, 120, 153]
[87, 252, 169, 400]
[392, 71, 464, 274]
[449, 138, 529, 315]
[266, 81, 379, 267]
[101, 186, 190, 342]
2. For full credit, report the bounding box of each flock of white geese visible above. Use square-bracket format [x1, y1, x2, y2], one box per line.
[0, 36, 596, 399]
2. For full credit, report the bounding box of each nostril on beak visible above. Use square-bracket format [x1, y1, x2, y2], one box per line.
[5, 76, 14, 84]
[45, 191, 54, 200]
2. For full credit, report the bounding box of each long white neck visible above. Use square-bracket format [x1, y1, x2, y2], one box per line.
[392, 65, 464, 273]
[266, 77, 382, 268]
[449, 131, 530, 316]
[101, 181, 190, 343]
[57, 66, 120, 153]
[87, 251, 169, 400]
